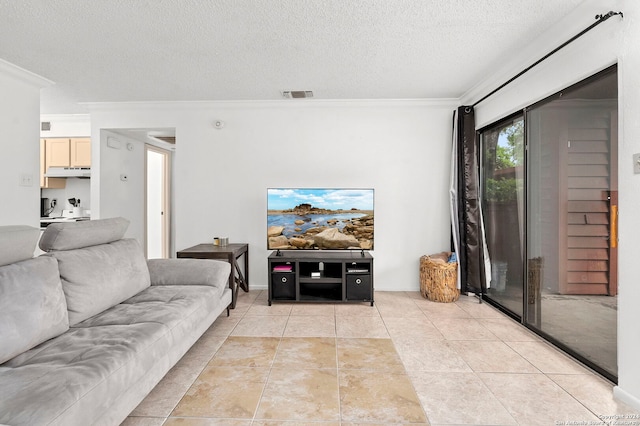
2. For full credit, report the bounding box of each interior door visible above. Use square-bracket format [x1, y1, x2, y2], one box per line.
[145, 145, 171, 259]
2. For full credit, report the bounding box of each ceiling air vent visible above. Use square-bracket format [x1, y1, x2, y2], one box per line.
[41, 121, 51, 131]
[282, 90, 314, 99]
[155, 136, 176, 144]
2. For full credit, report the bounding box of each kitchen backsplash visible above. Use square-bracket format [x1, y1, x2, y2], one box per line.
[41, 177, 91, 217]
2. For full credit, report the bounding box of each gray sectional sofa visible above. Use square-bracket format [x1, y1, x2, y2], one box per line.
[0, 218, 232, 426]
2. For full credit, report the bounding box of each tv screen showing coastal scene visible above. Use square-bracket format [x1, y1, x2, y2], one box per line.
[267, 188, 374, 250]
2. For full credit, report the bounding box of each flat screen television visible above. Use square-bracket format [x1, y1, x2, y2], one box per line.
[267, 188, 374, 251]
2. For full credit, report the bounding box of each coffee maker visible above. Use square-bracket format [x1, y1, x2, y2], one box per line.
[40, 198, 49, 217]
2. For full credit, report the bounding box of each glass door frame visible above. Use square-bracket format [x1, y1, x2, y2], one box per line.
[478, 64, 618, 383]
[478, 111, 527, 320]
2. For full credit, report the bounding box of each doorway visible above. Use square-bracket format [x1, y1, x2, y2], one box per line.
[145, 145, 171, 259]
[480, 65, 618, 380]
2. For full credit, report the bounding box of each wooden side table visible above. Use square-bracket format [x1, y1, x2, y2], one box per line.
[176, 243, 249, 309]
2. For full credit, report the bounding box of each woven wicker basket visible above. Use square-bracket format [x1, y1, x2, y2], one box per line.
[420, 252, 459, 303]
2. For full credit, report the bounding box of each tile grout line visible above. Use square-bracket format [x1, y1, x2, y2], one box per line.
[424, 296, 516, 424]
[383, 317, 433, 424]
[460, 302, 602, 425]
[160, 327, 232, 423]
[457, 303, 533, 426]
[250, 332, 283, 424]
[334, 304, 341, 424]
[334, 332, 342, 425]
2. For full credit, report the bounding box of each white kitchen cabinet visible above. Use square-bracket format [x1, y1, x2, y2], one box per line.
[40, 138, 91, 188]
[45, 138, 71, 167]
[70, 138, 91, 167]
[40, 139, 65, 189]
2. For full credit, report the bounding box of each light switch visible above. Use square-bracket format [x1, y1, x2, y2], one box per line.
[19, 174, 33, 186]
[634, 153, 640, 174]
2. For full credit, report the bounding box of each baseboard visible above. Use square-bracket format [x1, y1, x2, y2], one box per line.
[252, 285, 429, 292]
[613, 386, 640, 411]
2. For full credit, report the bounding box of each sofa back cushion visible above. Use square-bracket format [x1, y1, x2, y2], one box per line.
[49, 238, 151, 325]
[0, 256, 69, 364]
[39, 217, 130, 252]
[0, 225, 40, 267]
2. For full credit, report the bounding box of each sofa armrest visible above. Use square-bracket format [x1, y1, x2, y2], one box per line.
[147, 259, 231, 288]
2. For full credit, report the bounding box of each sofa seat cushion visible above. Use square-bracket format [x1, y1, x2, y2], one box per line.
[75, 285, 223, 330]
[0, 256, 69, 364]
[0, 285, 221, 426]
[49, 238, 151, 326]
[0, 323, 165, 426]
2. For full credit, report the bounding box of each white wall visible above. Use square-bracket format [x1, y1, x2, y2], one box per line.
[96, 130, 146, 242]
[0, 60, 51, 226]
[464, 0, 640, 410]
[40, 114, 90, 138]
[89, 99, 456, 291]
[616, 0, 640, 410]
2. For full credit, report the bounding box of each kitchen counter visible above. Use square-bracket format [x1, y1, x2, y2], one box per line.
[40, 217, 91, 228]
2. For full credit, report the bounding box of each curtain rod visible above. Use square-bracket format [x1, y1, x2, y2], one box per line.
[471, 10, 623, 108]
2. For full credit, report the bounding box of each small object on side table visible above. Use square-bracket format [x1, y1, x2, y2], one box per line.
[177, 243, 249, 309]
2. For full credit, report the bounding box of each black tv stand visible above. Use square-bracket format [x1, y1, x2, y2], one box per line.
[268, 251, 374, 306]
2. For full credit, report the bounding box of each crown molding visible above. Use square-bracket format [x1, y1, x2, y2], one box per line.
[40, 113, 90, 122]
[83, 97, 459, 112]
[0, 59, 53, 88]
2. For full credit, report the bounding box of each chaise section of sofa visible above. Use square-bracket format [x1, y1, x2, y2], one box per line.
[0, 218, 232, 426]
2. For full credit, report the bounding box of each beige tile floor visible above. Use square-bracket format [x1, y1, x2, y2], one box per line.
[122, 291, 638, 426]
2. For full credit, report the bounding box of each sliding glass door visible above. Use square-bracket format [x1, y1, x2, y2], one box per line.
[526, 67, 618, 378]
[480, 66, 618, 380]
[480, 115, 525, 317]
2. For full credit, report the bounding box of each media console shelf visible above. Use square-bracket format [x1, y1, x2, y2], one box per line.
[268, 251, 374, 306]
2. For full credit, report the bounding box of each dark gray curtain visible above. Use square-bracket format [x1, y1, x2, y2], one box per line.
[455, 106, 485, 294]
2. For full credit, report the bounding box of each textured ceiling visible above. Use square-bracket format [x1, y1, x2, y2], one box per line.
[0, 0, 585, 113]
